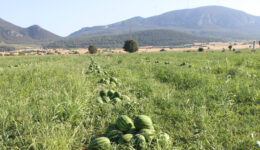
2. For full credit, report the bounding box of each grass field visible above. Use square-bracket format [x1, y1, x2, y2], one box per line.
[0, 50, 259, 149]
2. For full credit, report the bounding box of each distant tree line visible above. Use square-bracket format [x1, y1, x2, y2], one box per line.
[0, 46, 16, 52]
[43, 30, 219, 49]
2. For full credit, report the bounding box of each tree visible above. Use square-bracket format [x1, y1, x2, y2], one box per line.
[88, 45, 98, 54]
[123, 40, 138, 53]
[228, 45, 232, 51]
[198, 47, 204, 52]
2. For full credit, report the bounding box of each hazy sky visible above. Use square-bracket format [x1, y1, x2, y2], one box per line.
[1, 0, 260, 36]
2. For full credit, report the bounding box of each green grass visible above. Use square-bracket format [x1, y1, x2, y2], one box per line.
[0, 50, 259, 149]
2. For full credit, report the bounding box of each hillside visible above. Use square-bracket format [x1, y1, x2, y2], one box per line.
[0, 18, 62, 44]
[69, 6, 260, 40]
[44, 29, 219, 48]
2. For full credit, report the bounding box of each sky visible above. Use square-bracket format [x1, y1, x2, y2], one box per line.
[1, 0, 260, 37]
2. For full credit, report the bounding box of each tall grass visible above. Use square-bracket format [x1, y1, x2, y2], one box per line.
[0, 50, 259, 149]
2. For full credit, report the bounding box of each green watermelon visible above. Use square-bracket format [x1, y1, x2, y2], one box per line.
[105, 124, 118, 134]
[102, 96, 110, 103]
[110, 82, 117, 87]
[111, 98, 121, 104]
[105, 80, 110, 84]
[96, 97, 103, 104]
[110, 77, 118, 83]
[156, 133, 170, 146]
[119, 134, 133, 144]
[116, 115, 134, 132]
[139, 129, 155, 142]
[89, 137, 111, 150]
[131, 134, 147, 150]
[106, 130, 123, 142]
[121, 95, 130, 101]
[107, 90, 115, 98]
[113, 91, 121, 98]
[134, 115, 154, 130]
[99, 90, 107, 97]
[127, 128, 137, 134]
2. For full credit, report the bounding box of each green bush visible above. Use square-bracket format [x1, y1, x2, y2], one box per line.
[228, 45, 232, 51]
[47, 52, 54, 55]
[198, 47, 204, 52]
[88, 45, 98, 54]
[18, 51, 26, 56]
[123, 40, 138, 53]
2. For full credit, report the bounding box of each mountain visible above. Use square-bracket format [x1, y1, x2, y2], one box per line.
[0, 18, 62, 44]
[69, 6, 260, 40]
[44, 29, 219, 48]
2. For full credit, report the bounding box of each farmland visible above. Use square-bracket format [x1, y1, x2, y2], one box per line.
[0, 50, 259, 149]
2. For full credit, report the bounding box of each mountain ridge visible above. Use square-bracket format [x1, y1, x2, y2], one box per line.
[69, 6, 260, 40]
[0, 18, 62, 44]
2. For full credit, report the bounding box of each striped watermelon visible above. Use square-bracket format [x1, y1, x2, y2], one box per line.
[89, 137, 111, 150]
[99, 90, 107, 97]
[131, 134, 147, 150]
[113, 91, 121, 98]
[102, 96, 110, 103]
[119, 134, 133, 144]
[121, 95, 130, 101]
[96, 97, 103, 104]
[106, 130, 123, 142]
[139, 129, 155, 142]
[134, 115, 154, 130]
[111, 98, 121, 104]
[105, 123, 118, 134]
[107, 90, 115, 98]
[116, 115, 134, 132]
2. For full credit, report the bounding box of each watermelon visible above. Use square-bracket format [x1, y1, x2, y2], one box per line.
[119, 134, 133, 144]
[105, 124, 118, 134]
[111, 82, 117, 87]
[121, 95, 130, 101]
[139, 129, 155, 142]
[116, 115, 134, 132]
[134, 115, 154, 130]
[99, 78, 105, 83]
[96, 97, 103, 104]
[110, 77, 118, 83]
[102, 96, 110, 103]
[105, 80, 110, 84]
[127, 128, 137, 134]
[111, 98, 121, 104]
[107, 90, 115, 98]
[106, 130, 123, 142]
[113, 91, 121, 98]
[156, 133, 170, 146]
[131, 134, 147, 150]
[89, 137, 111, 150]
[99, 90, 107, 97]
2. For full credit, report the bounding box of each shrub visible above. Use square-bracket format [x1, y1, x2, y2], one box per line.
[160, 49, 166, 52]
[18, 51, 26, 56]
[198, 47, 204, 52]
[72, 51, 79, 54]
[123, 40, 138, 53]
[88, 45, 98, 54]
[228, 45, 232, 51]
[9, 53, 15, 56]
[47, 52, 54, 55]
